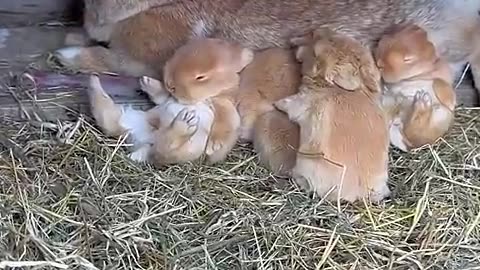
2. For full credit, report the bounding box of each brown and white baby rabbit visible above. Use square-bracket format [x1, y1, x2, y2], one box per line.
[88, 38, 253, 165]
[274, 28, 390, 203]
[88, 74, 215, 164]
[146, 38, 253, 163]
[375, 24, 456, 152]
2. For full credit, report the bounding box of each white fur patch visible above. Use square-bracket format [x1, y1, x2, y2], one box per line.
[119, 106, 153, 145]
[389, 123, 408, 152]
[55, 46, 82, 60]
[431, 107, 452, 125]
[0, 28, 10, 49]
[129, 145, 152, 162]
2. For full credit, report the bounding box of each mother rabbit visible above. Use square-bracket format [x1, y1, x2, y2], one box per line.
[56, 0, 480, 100]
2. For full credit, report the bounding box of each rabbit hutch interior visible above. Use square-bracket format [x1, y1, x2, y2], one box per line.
[0, 1, 479, 269]
[0, 0, 154, 123]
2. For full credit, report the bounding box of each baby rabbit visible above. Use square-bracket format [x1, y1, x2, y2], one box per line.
[375, 24, 456, 152]
[88, 74, 215, 164]
[147, 38, 254, 163]
[88, 38, 253, 165]
[274, 28, 390, 203]
[236, 48, 301, 175]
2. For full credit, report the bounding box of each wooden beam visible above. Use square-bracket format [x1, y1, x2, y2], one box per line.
[0, 26, 76, 75]
[455, 73, 479, 107]
[1, 70, 477, 123]
[0, 25, 477, 123]
[0, 0, 82, 27]
[1, 71, 153, 122]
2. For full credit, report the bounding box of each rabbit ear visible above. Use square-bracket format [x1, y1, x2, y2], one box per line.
[296, 47, 318, 76]
[324, 61, 381, 93]
[274, 93, 307, 117]
[292, 37, 318, 76]
[275, 93, 302, 113]
[399, 23, 425, 37]
[294, 44, 314, 62]
[325, 63, 362, 91]
[290, 32, 314, 47]
[312, 27, 336, 40]
[360, 64, 382, 93]
[235, 47, 255, 72]
[312, 39, 331, 57]
[274, 95, 296, 113]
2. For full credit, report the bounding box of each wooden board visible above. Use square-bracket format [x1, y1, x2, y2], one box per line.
[0, 0, 81, 27]
[0, 26, 75, 75]
[0, 26, 153, 122]
[455, 73, 479, 107]
[0, 72, 154, 122]
[0, 70, 477, 123]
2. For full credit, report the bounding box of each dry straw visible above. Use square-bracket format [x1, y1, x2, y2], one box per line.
[0, 74, 479, 269]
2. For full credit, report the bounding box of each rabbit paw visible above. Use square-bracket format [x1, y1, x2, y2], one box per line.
[239, 126, 253, 141]
[128, 145, 151, 163]
[205, 138, 224, 156]
[172, 108, 199, 136]
[370, 184, 391, 203]
[413, 90, 432, 112]
[54, 46, 83, 69]
[294, 175, 311, 191]
[140, 76, 163, 95]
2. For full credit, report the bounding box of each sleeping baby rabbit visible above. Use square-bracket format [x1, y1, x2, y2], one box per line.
[88, 38, 253, 165]
[375, 24, 456, 151]
[234, 48, 301, 175]
[275, 28, 391, 203]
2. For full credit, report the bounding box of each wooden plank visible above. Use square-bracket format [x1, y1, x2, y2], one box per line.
[0, 70, 477, 123]
[0, 26, 79, 75]
[0, 24, 477, 123]
[0, 71, 153, 122]
[0, 25, 152, 122]
[455, 73, 479, 107]
[0, 0, 81, 27]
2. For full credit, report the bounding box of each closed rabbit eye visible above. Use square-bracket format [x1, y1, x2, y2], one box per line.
[195, 75, 208, 81]
[403, 55, 415, 63]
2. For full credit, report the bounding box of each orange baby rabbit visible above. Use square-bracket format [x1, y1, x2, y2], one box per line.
[147, 38, 254, 163]
[88, 38, 253, 165]
[275, 29, 390, 203]
[376, 24, 456, 151]
[235, 48, 301, 175]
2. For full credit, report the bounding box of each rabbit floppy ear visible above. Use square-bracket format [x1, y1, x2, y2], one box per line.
[290, 32, 315, 62]
[324, 62, 362, 91]
[274, 93, 307, 121]
[297, 47, 318, 76]
[359, 64, 382, 93]
[324, 63, 381, 92]
[235, 47, 255, 72]
[213, 40, 254, 73]
[291, 33, 320, 76]
[312, 27, 337, 40]
[290, 32, 314, 47]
